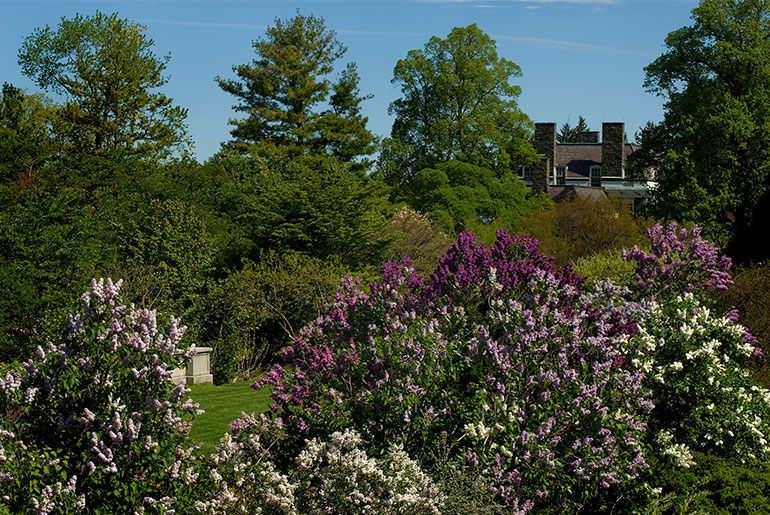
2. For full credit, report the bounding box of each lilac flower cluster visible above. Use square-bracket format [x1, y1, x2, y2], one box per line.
[250, 230, 654, 513]
[0, 278, 204, 514]
[622, 221, 733, 296]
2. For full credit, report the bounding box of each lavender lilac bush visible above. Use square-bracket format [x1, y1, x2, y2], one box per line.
[0, 279, 204, 514]
[247, 231, 654, 513]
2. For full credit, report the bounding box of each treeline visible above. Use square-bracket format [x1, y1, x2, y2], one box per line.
[2, 3, 769, 381]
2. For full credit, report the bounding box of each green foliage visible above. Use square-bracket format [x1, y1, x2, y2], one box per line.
[218, 12, 375, 165]
[640, 453, 770, 515]
[205, 251, 348, 382]
[113, 198, 214, 320]
[206, 153, 392, 268]
[573, 248, 638, 287]
[0, 83, 56, 183]
[18, 11, 190, 160]
[380, 206, 453, 276]
[0, 279, 204, 513]
[637, 0, 770, 261]
[0, 187, 114, 362]
[381, 24, 537, 188]
[518, 195, 649, 265]
[714, 261, 770, 387]
[631, 292, 770, 463]
[407, 160, 549, 240]
[557, 115, 591, 143]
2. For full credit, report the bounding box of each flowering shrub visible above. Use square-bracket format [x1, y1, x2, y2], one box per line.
[631, 292, 770, 464]
[0, 278, 204, 514]
[622, 221, 732, 297]
[197, 420, 442, 514]
[251, 231, 654, 513]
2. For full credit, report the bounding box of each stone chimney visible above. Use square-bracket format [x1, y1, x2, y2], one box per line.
[532, 156, 550, 194]
[601, 122, 625, 178]
[578, 131, 600, 143]
[534, 123, 556, 171]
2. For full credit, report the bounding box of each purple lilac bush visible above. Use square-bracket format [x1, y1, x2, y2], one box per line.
[246, 231, 655, 513]
[0, 279, 204, 514]
[621, 221, 732, 297]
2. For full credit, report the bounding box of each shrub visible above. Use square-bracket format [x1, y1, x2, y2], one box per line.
[251, 231, 652, 513]
[641, 452, 770, 515]
[714, 262, 770, 387]
[622, 221, 732, 298]
[517, 195, 648, 265]
[630, 293, 769, 463]
[197, 419, 443, 514]
[204, 251, 348, 383]
[573, 248, 638, 288]
[0, 278, 204, 514]
[380, 206, 452, 276]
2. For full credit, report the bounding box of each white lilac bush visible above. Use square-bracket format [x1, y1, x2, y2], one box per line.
[620, 223, 769, 468]
[631, 293, 770, 464]
[196, 416, 443, 514]
[0, 279, 204, 514]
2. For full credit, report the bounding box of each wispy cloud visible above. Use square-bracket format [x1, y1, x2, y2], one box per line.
[137, 18, 267, 30]
[137, 18, 433, 39]
[496, 35, 629, 55]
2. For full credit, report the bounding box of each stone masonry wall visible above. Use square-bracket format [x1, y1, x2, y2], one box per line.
[532, 156, 550, 194]
[601, 122, 625, 177]
[534, 122, 556, 167]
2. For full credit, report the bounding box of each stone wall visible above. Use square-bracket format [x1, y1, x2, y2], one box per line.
[578, 131, 600, 143]
[601, 122, 625, 177]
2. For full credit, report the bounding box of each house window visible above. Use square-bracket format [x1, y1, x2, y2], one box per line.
[556, 165, 566, 186]
[589, 165, 602, 187]
[520, 165, 532, 179]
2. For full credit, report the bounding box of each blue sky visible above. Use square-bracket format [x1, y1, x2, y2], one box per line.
[1, 0, 699, 162]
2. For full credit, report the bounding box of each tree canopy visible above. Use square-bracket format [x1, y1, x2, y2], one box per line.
[18, 11, 190, 160]
[380, 24, 537, 189]
[0, 83, 55, 183]
[637, 0, 770, 261]
[217, 12, 376, 166]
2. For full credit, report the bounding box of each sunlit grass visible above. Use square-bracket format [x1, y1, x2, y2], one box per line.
[187, 380, 272, 453]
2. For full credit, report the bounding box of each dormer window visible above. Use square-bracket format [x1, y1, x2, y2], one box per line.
[589, 165, 602, 187]
[556, 165, 566, 186]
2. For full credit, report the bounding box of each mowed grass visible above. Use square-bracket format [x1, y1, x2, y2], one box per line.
[187, 380, 272, 453]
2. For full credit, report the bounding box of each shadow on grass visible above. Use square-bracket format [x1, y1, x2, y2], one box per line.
[187, 380, 273, 453]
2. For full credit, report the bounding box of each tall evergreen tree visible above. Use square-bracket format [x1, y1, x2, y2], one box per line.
[217, 12, 375, 166]
[557, 115, 590, 143]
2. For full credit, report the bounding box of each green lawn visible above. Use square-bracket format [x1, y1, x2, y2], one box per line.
[187, 380, 272, 453]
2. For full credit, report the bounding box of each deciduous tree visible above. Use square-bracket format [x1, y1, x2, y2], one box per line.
[18, 11, 190, 160]
[636, 0, 770, 261]
[0, 83, 55, 184]
[380, 24, 537, 189]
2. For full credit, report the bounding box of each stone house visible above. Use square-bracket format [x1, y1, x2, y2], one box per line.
[520, 122, 656, 210]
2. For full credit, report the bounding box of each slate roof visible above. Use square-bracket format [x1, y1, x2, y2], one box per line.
[555, 143, 639, 177]
[548, 185, 608, 202]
